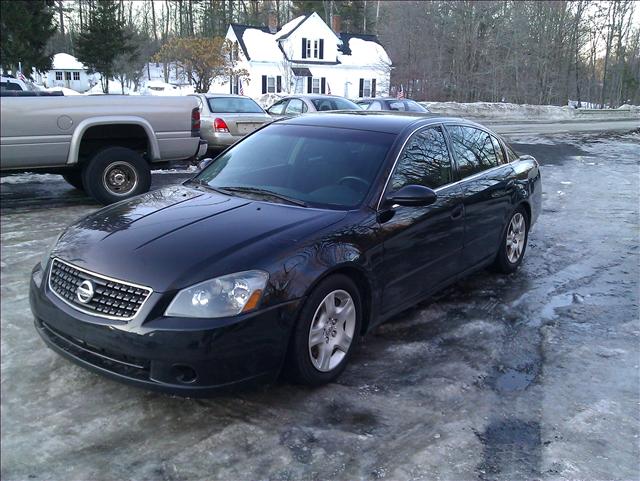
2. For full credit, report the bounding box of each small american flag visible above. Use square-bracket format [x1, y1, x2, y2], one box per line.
[327, 82, 331, 95]
[397, 85, 404, 99]
[17, 71, 27, 82]
[238, 78, 244, 96]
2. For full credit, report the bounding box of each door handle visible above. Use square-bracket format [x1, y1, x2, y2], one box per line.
[451, 205, 463, 220]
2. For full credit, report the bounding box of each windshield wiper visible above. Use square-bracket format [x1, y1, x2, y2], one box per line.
[218, 186, 308, 207]
[186, 178, 226, 195]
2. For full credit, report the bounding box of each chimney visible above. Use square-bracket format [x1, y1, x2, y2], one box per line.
[268, 10, 278, 34]
[332, 15, 342, 35]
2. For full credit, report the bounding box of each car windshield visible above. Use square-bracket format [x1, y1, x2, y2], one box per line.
[194, 124, 395, 209]
[208, 97, 264, 113]
[311, 98, 361, 112]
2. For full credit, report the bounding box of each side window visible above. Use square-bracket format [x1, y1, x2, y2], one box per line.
[491, 135, 506, 164]
[448, 126, 499, 178]
[368, 101, 382, 111]
[390, 127, 453, 191]
[285, 98, 304, 115]
[268, 100, 287, 115]
[506, 144, 519, 162]
[388, 101, 406, 111]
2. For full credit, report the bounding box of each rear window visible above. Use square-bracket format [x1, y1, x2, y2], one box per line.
[311, 98, 360, 112]
[208, 97, 264, 113]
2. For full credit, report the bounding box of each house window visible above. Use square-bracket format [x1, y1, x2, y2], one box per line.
[65, 72, 71, 81]
[55, 71, 62, 81]
[302, 38, 324, 59]
[262, 75, 282, 94]
[312, 78, 320, 94]
[73, 72, 80, 81]
[358, 78, 377, 98]
[362, 79, 372, 97]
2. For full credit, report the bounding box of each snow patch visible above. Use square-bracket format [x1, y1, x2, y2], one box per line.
[339, 38, 391, 66]
[51, 53, 86, 70]
[1, 173, 62, 184]
[274, 16, 306, 40]
[242, 29, 285, 62]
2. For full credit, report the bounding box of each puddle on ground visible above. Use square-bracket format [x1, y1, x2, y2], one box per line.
[494, 368, 536, 392]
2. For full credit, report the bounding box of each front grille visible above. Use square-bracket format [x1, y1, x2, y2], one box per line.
[49, 258, 152, 321]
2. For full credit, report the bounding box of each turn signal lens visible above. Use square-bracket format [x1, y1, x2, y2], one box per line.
[213, 118, 229, 133]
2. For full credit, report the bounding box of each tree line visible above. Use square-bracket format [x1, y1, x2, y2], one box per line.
[1, 0, 638, 106]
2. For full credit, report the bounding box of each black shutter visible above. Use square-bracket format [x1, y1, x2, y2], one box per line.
[307, 76, 312, 93]
[276, 76, 282, 93]
[372, 78, 376, 97]
[301, 38, 307, 58]
[358, 78, 364, 97]
[261, 75, 267, 94]
[321, 77, 326, 94]
[319, 39, 324, 59]
[230, 76, 233, 94]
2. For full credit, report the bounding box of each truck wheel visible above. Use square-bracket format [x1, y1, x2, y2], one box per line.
[82, 147, 151, 204]
[62, 170, 84, 191]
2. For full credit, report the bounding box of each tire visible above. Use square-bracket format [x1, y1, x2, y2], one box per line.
[81, 147, 151, 205]
[62, 170, 84, 191]
[287, 274, 362, 386]
[494, 206, 529, 274]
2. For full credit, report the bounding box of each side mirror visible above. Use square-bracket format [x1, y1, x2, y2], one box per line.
[198, 157, 214, 171]
[385, 184, 437, 207]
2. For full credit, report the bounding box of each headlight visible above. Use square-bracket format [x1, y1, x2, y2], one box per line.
[165, 270, 269, 318]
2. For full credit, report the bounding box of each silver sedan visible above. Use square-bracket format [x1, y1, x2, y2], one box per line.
[266, 95, 361, 119]
[191, 94, 272, 152]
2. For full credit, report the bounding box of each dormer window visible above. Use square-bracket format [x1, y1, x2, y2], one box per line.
[301, 38, 324, 60]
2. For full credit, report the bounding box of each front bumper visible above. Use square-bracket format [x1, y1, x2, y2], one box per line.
[30, 266, 301, 396]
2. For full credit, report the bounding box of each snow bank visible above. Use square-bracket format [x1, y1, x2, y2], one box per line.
[421, 101, 576, 121]
[255, 93, 283, 108]
[44, 86, 81, 96]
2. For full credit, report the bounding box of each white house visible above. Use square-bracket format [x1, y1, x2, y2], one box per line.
[211, 12, 392, 99]
[43, 53, 91, 92]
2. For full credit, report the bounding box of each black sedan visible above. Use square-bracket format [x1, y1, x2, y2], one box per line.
[30, 113, 541, 395]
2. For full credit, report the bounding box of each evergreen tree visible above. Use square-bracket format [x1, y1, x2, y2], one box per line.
[76, 0, 132, 93]
[0, 0, 55, 76]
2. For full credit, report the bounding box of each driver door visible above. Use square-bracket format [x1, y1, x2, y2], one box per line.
[376, 126, 465, 315]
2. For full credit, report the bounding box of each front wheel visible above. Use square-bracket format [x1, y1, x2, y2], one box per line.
[287, 275, 361, 386]
[494, 207, 529, 273]
[82, 147, 151, 205]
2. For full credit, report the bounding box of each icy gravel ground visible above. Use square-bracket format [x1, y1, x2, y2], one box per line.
[1, 131, 639, 481]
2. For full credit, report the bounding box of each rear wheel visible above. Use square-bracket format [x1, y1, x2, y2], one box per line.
[287, 275, 361, 386]
[494, 206, 529, 273]
[81, 147, 151, 204]
[62, 170, 84, 190]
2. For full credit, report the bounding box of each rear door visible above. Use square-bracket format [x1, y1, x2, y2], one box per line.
[377, 125, 465, 313]
[445, 125, 515, 266]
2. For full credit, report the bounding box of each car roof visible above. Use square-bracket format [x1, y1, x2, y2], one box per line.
[285, 94, 355, 101]
[277, 111, 477, 134]
[199, 93, 255, 99]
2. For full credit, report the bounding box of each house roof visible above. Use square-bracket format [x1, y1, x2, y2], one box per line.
[229, 14, 390, 67]
[230, 24, 270, 61]
[51, 53, 86, 70]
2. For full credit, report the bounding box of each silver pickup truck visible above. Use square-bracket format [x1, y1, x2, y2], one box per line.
[0, 95, 207, 204]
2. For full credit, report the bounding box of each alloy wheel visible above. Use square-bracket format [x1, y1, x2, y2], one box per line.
[506, 212, 526, 264]
[308, 289, 356, 372]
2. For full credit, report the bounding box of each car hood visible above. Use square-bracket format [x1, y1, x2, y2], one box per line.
[52, 185, 347, 291]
